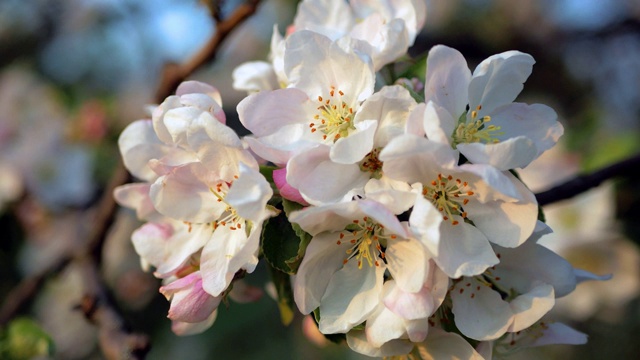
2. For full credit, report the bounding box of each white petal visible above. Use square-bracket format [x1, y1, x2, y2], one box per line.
[451, 277, 512, 340]
[113, 183, 157, 221]
[409, 195, 442, 256]
[225, 163, 273, 221]
[457, 137, 537, 171]
[132, 221, 210, 277]
[171, 310, 217, 336]
[385, 237, 428, 292]
[463, 171, 537, 248]
[176, 81, 222, 106]
[293, 232, 351, 313]
[423, 101, 456, 145]
[436, 222, 498, 278]
[118, 119, 167, 181]
[288, 146, 369, 205]
[346, 330, 413, 357]
[508, 283, 555, 333]
[149, 164, 225, 223]
[424, 45, 471, 120]
[416, 327, 485, 360]
[200, 226, 249, 296]
[318, 261, 384, 334]
[356, 85, 416, 147]
[489, 102, 563, 163]
[288, 200, 361, 236]
[285, 30, 374, 103]
[232, 61, 278, 93]
[380, 135, 458, 183]
[237, 88, 311, 137]
[293, 0, 354, 40]
[468, 51, 535, 116]
[330, 119, 377, 164]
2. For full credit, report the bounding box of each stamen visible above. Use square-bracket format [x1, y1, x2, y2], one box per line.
[310, 87, 356, 142]
[422, 174, 476, 225]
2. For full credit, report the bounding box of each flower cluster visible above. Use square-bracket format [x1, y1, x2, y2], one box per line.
[116, 0, 608, 357]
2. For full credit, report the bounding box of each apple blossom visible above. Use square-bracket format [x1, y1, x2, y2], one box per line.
[421, 45, 564, 170]
[381, 134, 538, 278]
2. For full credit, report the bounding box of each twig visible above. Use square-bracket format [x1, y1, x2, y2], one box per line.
[535, 153, 640, 206]
[155, 0, 261, 102]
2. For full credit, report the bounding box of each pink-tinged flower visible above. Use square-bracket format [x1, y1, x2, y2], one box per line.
[381, 134, 538, 278]
[419, 45, 563, 170]
[272, 167, 309, 206]
[160, 271, 222, 324]
[290, 196, 430, 334]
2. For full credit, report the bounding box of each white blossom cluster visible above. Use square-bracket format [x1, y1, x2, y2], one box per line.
[115, 0, 608, 358]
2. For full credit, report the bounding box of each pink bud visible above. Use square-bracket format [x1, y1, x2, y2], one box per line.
[273, 168, 309, 206]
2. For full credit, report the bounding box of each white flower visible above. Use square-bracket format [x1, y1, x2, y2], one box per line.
[345, 262, 448, 357]
[380, 134, 538, 278]
[238, 31, 376, 168]
[449, 222, 584, 341]
[285, 85, 417, 205]
[290, 197, 428, 334]
[420, 45, 563, 170]
[293, 0, 427, 70]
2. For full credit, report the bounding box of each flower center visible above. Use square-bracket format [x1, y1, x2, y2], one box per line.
[210, 177, 244, 231]
[336, 216, 396, 269]
[451, 105, 503, 146]
[359, 147, 383, 179]
[309, 86, 356, 142]
[422, 173, 474, 225]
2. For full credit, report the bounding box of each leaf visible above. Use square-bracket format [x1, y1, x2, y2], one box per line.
[266, 263, 295, 326]
[261, 209, 303, 274]
[282, 199, 312, 273]
[1, 317, 55, 359]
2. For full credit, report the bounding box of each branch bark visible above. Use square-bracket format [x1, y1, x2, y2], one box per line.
[535, 153, 640, 206]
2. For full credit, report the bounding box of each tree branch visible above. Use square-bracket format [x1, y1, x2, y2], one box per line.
[535, 153, 640, 206]
[154, 0, 261, 102]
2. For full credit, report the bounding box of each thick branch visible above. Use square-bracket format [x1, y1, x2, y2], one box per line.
[535, 153, 640, 206]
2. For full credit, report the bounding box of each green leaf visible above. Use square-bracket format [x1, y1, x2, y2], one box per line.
[262, 209, 303, 274]
[1, 318, 55, 359]
[282, 199, 312, 273]
[259, 164, 277, 184]
[266, 264, 296, 326]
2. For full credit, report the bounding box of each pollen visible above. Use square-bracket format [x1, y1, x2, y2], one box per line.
[359, 147, 384, 179]
[337, 216, 397, 269]
[422, 174, 475, 225]
[309, 86, 356, 143]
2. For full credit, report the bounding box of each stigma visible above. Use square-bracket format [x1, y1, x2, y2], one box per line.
[452, 105, 503, 146]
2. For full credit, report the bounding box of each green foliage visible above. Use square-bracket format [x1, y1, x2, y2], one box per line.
[0, 318, 55, 359]
[266, 263, 296, 326]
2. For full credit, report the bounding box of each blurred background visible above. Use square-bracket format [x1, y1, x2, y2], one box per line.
[1, 0, 639, 359]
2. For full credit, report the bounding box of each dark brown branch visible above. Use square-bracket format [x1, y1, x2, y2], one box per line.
[155, 0, 261, 102]
[535, 153, 640, 206]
